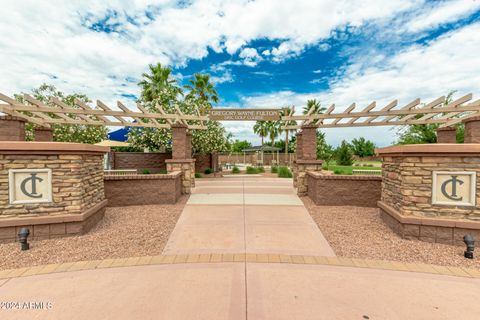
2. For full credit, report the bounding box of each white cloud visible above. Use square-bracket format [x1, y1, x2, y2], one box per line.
[239, 47, 263, 66]
[405, 0, 480, 33]
[240, 22, 480, 147]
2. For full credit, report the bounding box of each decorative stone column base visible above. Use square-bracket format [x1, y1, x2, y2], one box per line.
[295, 159, 323, 196]
[166, 159, 196, 194]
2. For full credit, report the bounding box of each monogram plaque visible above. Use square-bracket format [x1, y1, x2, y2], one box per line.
[432, 171, 476, 206]
[8, 169, 52, 204]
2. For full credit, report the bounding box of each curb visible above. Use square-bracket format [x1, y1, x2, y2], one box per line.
[1, 254, 479, 280]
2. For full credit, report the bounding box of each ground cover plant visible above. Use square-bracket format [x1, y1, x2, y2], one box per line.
[232, 166, 240, 174]
[277, 166, 293, 178]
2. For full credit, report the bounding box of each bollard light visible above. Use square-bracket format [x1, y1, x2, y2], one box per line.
[463, 234, 475, 259]
[18, 228, 30, 251]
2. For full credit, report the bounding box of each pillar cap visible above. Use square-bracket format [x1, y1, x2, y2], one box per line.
[300, 124, 318, 129]
[462, 116, 480, 124]
[34, 127, 53, 131]
[436, 126, 456, 132]
[0, 115, 27, 122]
[171, 122, 188, 128]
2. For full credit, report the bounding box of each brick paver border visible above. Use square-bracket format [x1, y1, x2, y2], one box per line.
[1, 254, 479, 280]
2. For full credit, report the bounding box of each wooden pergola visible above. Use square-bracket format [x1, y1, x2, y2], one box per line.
[281, 94, 480, 130]
[0, 93, 208, 130]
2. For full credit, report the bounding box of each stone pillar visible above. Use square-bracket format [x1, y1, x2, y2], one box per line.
[34, 127, 54, 141]
[165, 159, 195, 194]
[293, 124, 322, 195]
[436, 127, 456, 143]
[463, 116, 480, 143]
[377, 144, 480, 245]
[171, 123, 188, 159]
[167, 123, 195, 194]
[0, 116, 26, 141]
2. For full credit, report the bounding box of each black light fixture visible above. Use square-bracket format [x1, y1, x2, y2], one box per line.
[463, 234, 475, 259]
[18, 228, 30, 251]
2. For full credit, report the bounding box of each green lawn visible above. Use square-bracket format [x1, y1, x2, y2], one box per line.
[323, 161, 382, 175]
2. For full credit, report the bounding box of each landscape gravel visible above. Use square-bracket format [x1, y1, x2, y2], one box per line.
[303, 197, 480, 269]
[0, 197, 187, 270]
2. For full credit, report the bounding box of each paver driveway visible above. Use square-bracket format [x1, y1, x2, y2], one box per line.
[1, 177, 480, 320]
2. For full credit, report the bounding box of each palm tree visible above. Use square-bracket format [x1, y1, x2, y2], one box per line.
[138, 63, 181, 102]
[265, 120, 280, 147]
[253, 121, 268, 146]
[303, 99, 326, 115]
[185, 73, 219, 113]
[280, 106, 297, 156]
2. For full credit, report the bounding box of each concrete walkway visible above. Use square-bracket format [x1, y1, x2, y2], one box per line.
[163, 177, 335, 256]
[1, 177, 480, 319]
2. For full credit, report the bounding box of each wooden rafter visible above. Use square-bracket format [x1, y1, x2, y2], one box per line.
[281, 94, 480, 130]
[0, 92, 208, 130]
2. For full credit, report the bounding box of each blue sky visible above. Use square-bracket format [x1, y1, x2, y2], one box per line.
[1, 0, 479, 146]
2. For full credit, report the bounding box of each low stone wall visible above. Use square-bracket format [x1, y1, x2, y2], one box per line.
[104, 172, 182, 207]
[0, 142, 108, 242]
[307, 172, 381, 207]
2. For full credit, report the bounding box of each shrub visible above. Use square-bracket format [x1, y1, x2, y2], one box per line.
[246, 166, 258, 174]
[232, 166, 240, 174]
[271, 166, 278, 173]
[335, 140, 354, 166]
[257, 166, 265, 173]
[159, 169, 167, 174]
[142, 169, 151, 174]
[277, 166, 293, 178]
[204, 168, 213, 174]
[333, 169, 342, 175]
[194, 172, 201, 178]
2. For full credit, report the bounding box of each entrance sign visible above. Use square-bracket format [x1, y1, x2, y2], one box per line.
[9, 169, 52, 204]
[432, 171, 476, 206]
[209, 109, 281, 121]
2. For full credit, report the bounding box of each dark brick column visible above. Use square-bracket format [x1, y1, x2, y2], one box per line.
[185, 132, 192, 158]
[34, 127, 54, 141]
[171, 123, 188, 159]
[296, 132, 303, 159]
[0, 116, 26, 141]
[463, 116, 480, 143]
[436, 127, 456, 143]
[300, 124, 317, 160]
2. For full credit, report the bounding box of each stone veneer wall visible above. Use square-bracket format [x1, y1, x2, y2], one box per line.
[377, 144, 480, 245]
[166, 159, 195, 194]
[294, 160, 323, 196]
[104, 172, 182, 207]
[0, 142, 108, 242]
[381, 155, 480, 219]
[307, 172, 381, 207]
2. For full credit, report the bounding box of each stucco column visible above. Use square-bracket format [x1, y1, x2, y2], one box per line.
[34, 127, 54, 141]
[463, 116, 480, 143]
[171, 123, 188, 159]
[0, 116, 26, 141]
[436, 127, 456, 143]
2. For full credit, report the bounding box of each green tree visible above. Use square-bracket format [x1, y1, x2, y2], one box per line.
[230, 139, 252, 152]
[129, 65, 229, 153]
[303, 99, 326, 115]
[15, 83, 107, 143]
[184, 73, 219, 113]
[396, 91, 464, 144]
[265, 120, 281, 147]
[351, 137, 376, 157]
[335, 140, 354, 166]
[253, 121, 269, 146]
[316, 131, 334, 166]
